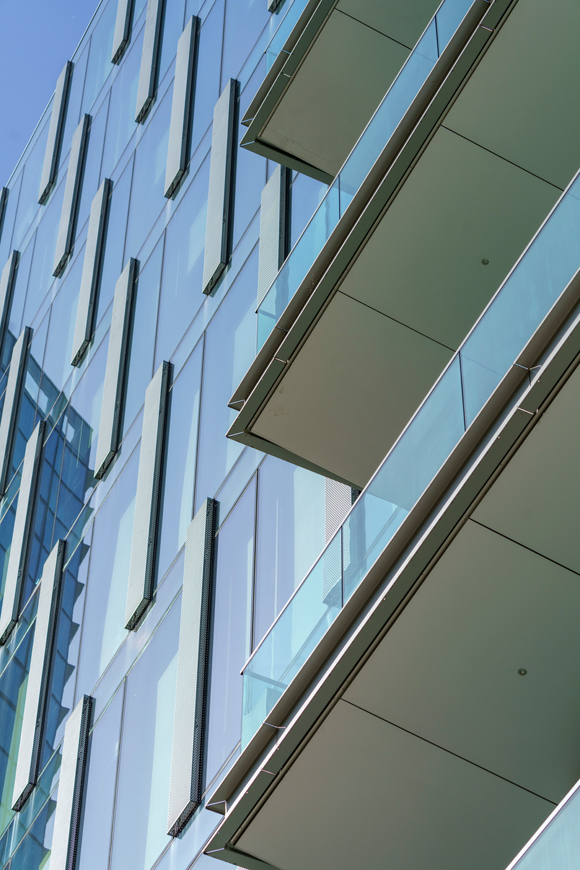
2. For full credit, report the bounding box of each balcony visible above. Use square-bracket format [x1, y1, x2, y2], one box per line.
[228, 0, 580, 490]
[242, 0, 444, 181]
[206, 165, 580, 870]
[506, 779, 580, 870]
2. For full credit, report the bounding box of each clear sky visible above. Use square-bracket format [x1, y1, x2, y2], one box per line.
[0, 0, 102, 187]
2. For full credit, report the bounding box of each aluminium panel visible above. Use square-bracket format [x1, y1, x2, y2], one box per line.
[135, 0, 166, 123]
[164, 16, 199, 199]
[267, 0, 284, 11]
[0, 188, 8, 243]
[0, 250, 20, 361]
[125, 360, 172, 630]
[50, 695, 93, 870]
[112, 0, 135, 63]
[0, 326, 32, 495]
[39, 62, 73, 205]
[94, 258, 138, 478]
[53, 114, 91, 278]
[12, 540, 66, 812]
[0, 420, 46, 645]
[257, 165, 289, 306]
[167, 498, 217, 836]
[71, 178, 112, 366]
[202, 79, 238, 295]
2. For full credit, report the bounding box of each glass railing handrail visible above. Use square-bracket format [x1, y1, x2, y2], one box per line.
[265, 0, 310, 73]
[241, 165, 580, 747]
[505, 777, 580, 870]
[256, 0, 478, 352]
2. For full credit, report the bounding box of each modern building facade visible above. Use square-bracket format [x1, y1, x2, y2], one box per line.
[0, 1, 579, 870]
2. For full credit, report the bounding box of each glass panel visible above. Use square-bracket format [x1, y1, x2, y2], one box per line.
[12, 115, 51, 251]
[195, 247, 258, 510]
[436, 0, 477, 49]
[43, 247, 85, 393]
[102, 26, 145, 177]
[461, 187, 580, 426]
[154, 156, 210, 368]
[8, 785, 57, 870]
[232, 68, 268, 251]
[190, 0, 224, 156]
[75, 447, 139, 696]
[265, 0, 309, 71]
[81, 0, 118, 114]
[109, 599, 180, 870]
[156, 340, 202, 583]
[8, 235, 33, 339]
[0, 172, 22, 270]
[215, 447, 264, 529]
[158, 0, 187, 84]
[76, 98, 109, 237]
[123, 238, 163, 437]
[257, 180, 339, 350]
[59, 46, 89, 171]
[21, 178, 66, 327]
[206, 480, 256, 781]
[124, 90, 172, 257]
[242, 531, 341, 748]
[289, 172, 328, 250]
[222, 0, 271, 85]
[254, 457, 326, 646]
[76, 686, 124, 870]
[510, 785, 580, 870]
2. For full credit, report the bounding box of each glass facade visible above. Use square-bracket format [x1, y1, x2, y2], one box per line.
[0, 2, 351, 868]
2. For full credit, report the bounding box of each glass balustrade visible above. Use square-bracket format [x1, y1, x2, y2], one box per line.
[506, 780, 580, 870]
[265, 0, 310, 72]
[256, 0, 476, 351]
[241, 170, 580, 748]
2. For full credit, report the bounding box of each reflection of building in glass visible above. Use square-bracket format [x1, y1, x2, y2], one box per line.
[0, 1, 579, 870]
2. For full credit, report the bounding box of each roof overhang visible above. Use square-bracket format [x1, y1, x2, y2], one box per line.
[242, 0, 444, 182]
[229, 0, 580, 489]
[205, 256, 580, 870]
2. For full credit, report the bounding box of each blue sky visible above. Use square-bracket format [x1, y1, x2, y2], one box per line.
[0, 0, 101, 186]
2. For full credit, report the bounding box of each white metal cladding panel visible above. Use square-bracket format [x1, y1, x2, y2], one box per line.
[135, 0, 165, 123]
[202, 79, 238, 296]
[112, 0, 134, 64]
[167, 498, 217, 836]
[125, 360, 172, 630]
[324, 478, 352, 544]
[39, 62, 73, 205]
[50, 694, 93, 870]
[0, 420, 45, 645]
[94, 258, 138, 478]
[53, 114, 91, 278]
[12, 540, 66, 812]
[0, 251, 20, 358]
[71, 178, 112, 366]
[0, 327, 31, 495]
[165, 16, 199, 199]
[257, 165, 289, 306]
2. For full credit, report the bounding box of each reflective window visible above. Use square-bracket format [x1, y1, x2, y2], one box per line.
[77, 685, 123, 870]
[75, 443, 139, 697]
[110, 598, 180, 870]
[221, 0, 270, 85]
[102, 26, 145, 177]
[12, 115, 51, 251]
[60, 47, 89, 171]
[124, 90, 172, 257]
[158, 0, 187, 85]
[123, 238, 163, 438]
[82, 0, 118, 115]
[254, 457, 326, 645]
[8, 786, 56, 870]
[194, 246, 258, 511]
[22, 178, 66, 327]
[290, 171, 329, 250]
[205, 479, 255, 785]
[43, 247, 85, 393]
[190, 0, 224, 156]
[157, 339, 202, 582]
[232, 71, 267, 250]
[0, 173, 22, 270]
[76, 98, 110, 237]
[7, 234, 32, 338]
[154, 155, 209, 368]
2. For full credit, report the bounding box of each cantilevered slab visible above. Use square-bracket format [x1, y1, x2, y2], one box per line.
[241, 0, 441, 180]
[228, 0, 577, 488]
[12, 540, 66, 811]
[125, 361, 171, 629]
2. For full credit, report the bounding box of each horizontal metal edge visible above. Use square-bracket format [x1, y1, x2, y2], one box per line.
[206, 845, 283, 870]
[228, 329, 285, 411]
[240, 136, 333, 184]
[205, 289, 580, 850]
[227, 427, 355, 487]
[230, 2, 507, 449]
[244, 0, 336, 139]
